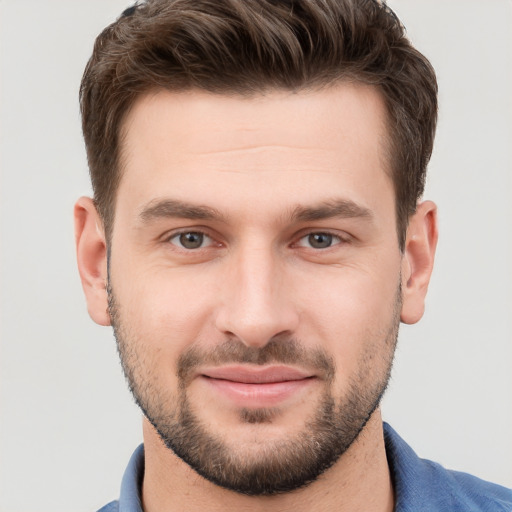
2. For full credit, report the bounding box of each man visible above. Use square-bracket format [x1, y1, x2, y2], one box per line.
[74, 0, 512, 510]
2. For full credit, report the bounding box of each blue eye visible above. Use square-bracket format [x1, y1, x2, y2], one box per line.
[169, 232, 212, 249]
[298, 232, 342, 249]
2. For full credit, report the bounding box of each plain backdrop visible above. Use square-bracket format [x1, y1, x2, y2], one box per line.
[0, 1, 511, 511]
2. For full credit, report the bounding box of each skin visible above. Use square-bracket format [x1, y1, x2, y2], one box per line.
[75, 84, 438, 511]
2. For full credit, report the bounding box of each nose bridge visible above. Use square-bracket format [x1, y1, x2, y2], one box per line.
[216, 237, 298, 347]
[237, 242, 277, 315]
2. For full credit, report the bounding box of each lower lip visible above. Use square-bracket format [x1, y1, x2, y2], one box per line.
[200, 376, 315, 407]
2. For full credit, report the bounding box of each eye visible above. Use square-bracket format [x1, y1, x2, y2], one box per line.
[168, 231, 213, 250]
[297, 232, 342, 249]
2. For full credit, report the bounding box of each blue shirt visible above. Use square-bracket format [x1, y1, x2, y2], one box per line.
[98, 423, 512, 511]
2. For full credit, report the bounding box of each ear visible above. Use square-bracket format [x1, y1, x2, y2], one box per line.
[74, 197, 111, 326]
[400, 200, 438, 325]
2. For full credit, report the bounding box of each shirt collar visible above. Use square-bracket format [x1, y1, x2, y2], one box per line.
[116, 423, 506, 511]
[119, 444, 144, 512]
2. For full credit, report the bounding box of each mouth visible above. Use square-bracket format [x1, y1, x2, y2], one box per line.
[198, 365, 317, 407]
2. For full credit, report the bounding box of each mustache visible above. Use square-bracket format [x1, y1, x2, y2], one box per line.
[177, 337, 335, 384]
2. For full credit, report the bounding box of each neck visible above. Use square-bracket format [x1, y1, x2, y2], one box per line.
[141, 410, 394, 512]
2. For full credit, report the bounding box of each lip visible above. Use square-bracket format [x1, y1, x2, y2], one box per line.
[198, 365, 316, 407]
[201, 365, 313, 383]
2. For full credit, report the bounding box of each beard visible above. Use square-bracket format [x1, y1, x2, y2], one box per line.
[108, 284, 401, 496]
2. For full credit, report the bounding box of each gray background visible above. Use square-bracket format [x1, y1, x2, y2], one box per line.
[0, 1, 511, 511]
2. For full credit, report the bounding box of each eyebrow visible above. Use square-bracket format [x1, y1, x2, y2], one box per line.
[139, 199, 225, 223]
[290, 199, 373, 223]
[138, 197, 373, 224]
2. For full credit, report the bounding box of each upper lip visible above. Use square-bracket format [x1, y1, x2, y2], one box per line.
[200, 365, 314, 384]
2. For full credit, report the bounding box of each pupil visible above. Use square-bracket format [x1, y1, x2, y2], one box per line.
[180, 232, 203, 249]
[309, 233, 332, 249]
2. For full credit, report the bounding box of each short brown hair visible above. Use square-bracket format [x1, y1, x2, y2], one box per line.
[80, 0, 437, 248]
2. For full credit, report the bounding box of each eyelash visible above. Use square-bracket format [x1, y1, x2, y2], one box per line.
[165, 229, 348, 251]
[167, 230, 217, 250]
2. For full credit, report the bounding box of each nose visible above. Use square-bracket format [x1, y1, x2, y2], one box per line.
[214, 242, 300, 348]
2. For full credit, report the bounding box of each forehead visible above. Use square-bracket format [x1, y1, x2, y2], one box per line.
[120, 84, 389, 157]
[116, 84, 393, 224]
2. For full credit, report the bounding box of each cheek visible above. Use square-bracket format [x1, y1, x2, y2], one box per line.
[112, 262, 222, 354]
[296, 265, 400, 381]
[112, 269, 220, 399]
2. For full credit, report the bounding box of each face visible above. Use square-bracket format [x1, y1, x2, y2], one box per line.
[106, 85, 406, 494]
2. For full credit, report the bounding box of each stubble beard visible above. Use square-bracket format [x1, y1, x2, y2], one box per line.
[108, 285, 401, 496]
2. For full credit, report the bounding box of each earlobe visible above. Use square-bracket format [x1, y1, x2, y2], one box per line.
[400, 200, 438, 325]
[74, 197, 111, 326]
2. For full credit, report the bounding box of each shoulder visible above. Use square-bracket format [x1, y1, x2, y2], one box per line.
[383, 423, 512, 512]
[421, 459, 512, 511]
[96, 501, 119, 512]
